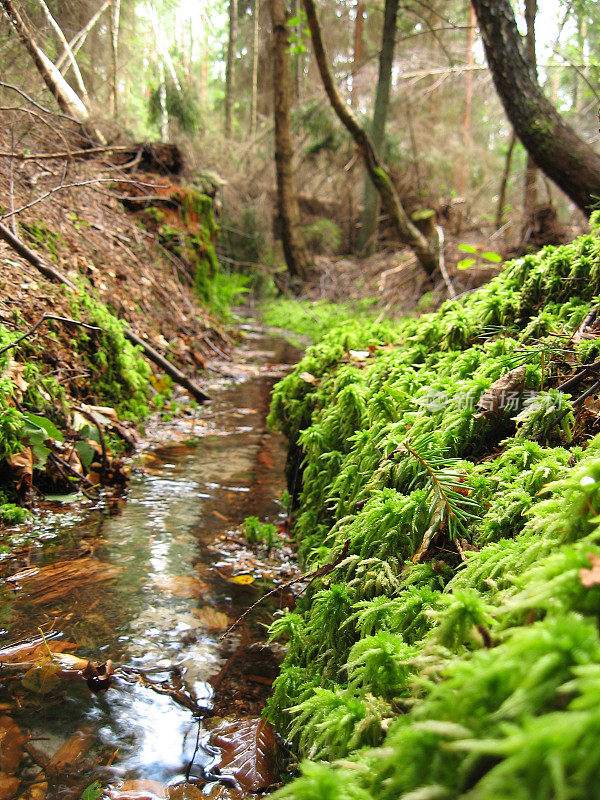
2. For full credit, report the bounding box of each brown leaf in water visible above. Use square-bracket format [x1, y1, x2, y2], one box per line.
[6, 558, 121, 605]
[107, 780, 165, 800]
[0, 716, 24, 774]
[0, 638, 76, 664]
[580, 552, 600, 587]
[191, 607, 229, 632]
[18, 778, 47, 800]
[0, 773, 20, 800]
[210, 716, 279, 792]
[153, 575, 208, 599]
[6, 448, 33, 490]
[48, 728, 94, 771]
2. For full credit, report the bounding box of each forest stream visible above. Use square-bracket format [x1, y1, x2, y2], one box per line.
[0, 327, 302, 800]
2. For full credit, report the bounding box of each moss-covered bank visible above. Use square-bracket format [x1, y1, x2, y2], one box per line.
[266, 213, 600, 799]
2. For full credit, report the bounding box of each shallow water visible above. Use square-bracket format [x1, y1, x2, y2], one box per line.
[0, 328, 301, 796]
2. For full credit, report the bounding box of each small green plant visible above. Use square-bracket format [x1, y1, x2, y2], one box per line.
[456, 242, 503, 270]
[303, 219, 342, 255]
[243, 515, 280, 548]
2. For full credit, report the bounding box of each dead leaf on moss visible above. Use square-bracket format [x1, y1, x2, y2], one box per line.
[298, 371, 316, 384]
[580, 552, 600, 587]
[210, 716, 279, 792]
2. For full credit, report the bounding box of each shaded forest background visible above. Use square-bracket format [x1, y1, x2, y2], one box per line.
[1, 0, 600, 308]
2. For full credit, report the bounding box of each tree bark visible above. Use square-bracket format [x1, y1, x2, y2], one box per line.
[303, 0, 438, 277]
[471, 0, 600, 214]
[36, 0, 91, 109]
[269, 0, 310, 281]
[250, 0, 260, 135]
[350, 0, 365, 108]
[110, 0, 121, 117]
[225, 0, 237, 136]
[496, 128, 516, 229]
[522, 0, 537, 225]
[358, 0, 398, 255]
[456, 2, 476, 197]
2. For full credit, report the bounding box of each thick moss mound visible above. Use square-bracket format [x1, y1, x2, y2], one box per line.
[267, 214, 600, 799]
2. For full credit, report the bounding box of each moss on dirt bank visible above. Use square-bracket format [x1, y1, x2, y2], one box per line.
[266, 213, 600, 799]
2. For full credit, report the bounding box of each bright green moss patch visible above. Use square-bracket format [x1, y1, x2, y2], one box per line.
[267, 227, 600, 798]
[261, 298, 381, 342]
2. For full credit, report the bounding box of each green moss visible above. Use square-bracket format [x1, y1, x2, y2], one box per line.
[19, 220, 62, 261]
[69, 289, 152, 419]
[266, 226, 600, 799]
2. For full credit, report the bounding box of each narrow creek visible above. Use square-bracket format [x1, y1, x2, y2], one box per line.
[0, 328, 302, 799]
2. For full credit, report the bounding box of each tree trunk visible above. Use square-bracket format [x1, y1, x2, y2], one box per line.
[456, 2, 476, 197]
[110, 0, 121, 116]
[495, 128, 516, 229]
[358, 0, 400, 255]
[36, 0, 91, 109]
[301, 0, 438, 276]
[471, 0, 600, 214]
[522, 0, 537, 226]
[250, 0, 260, 135]
[0, 0, 89, 120]
[269, 0, 310, 281]
[225, 0, 237, 137]
[350, 0, 365, 108]
[56, 0, 110, 73]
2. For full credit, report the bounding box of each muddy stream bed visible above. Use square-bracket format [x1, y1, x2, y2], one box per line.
[0, 328, 303, 800]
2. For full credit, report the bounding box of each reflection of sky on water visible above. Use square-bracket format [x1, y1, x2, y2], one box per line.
[4, 332, 301, 787]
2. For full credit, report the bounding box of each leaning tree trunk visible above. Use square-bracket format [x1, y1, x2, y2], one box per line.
[225, 0, 237, 136]
[303, 0, 438, 277]
[0, 0, 89, 120]
[358, 0, 398, 255]
[269, 0, 310, 281]
[471, 0, 600, 214]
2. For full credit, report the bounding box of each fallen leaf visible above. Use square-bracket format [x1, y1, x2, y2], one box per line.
[106, 780, 165, 800]
[580, 552, 600, 587]
[48, 729, 94, 770]
[4, 360, 28, 394]
[229, 574, 254, 586]
[22, 662, 61, 695]
[6, 448, 33, 490]
[0, 716, 25, 773]
[18, 779, 47, 800]
[298, 371, 316, 384]
[7, 558, 121, 605]
[210, 716, 279, 792]
[153, 575, 208, 599]
[191, 607, 229, 632]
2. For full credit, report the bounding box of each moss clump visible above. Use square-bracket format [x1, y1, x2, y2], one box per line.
[69, 290, 151, 419]
[19, 220, 62, 261]
[266, 226, 600, 798]
[261, 298, 380, 342]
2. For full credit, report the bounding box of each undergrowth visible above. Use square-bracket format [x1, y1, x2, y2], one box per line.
[261, 298, 380, 342]
[266, 212, 600, 799]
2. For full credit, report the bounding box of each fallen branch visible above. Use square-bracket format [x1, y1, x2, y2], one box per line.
[0, 221, 211, 402]
[0, 313, 100, 356]
[0, 144, 133, 160]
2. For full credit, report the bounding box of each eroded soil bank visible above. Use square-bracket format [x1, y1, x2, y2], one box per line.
[0, 328, 302, 800]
